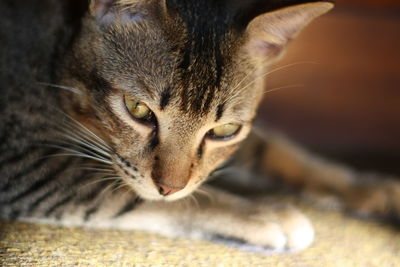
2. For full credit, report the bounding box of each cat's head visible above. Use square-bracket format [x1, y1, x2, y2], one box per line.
[59, 0, 332, 200]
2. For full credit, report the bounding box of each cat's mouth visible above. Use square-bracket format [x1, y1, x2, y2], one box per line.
[112, 155, 195, 201]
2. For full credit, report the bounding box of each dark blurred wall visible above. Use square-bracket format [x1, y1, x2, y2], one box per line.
[337, 0, 400, 8]
[257, 1, 400, 172]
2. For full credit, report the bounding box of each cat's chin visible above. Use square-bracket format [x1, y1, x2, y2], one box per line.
[129, 188, 165, 201]
[120, 175, 197, 202]
[135, 194, 188, 202]
[133, 186, 194, 202]
[162, 191, 193, 202]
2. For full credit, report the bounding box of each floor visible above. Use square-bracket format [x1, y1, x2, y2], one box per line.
[1, 198, 399, 266]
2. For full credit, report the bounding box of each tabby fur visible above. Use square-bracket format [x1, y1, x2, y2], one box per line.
[1, 0, 399, 252]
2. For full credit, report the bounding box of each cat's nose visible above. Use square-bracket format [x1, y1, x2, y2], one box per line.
[156, 183, 184, 196]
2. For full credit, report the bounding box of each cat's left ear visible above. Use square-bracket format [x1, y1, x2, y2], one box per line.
[89, 0, 166, 24]
[244, 2, 333, 61]
[89, 0, 118, 21]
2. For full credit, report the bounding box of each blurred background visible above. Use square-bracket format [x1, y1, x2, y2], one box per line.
[258, 0, 400, 175]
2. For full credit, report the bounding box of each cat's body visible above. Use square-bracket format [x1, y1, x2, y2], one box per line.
[1, 0, 399, 253]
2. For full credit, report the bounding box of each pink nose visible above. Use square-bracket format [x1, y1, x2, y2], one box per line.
[156, 183, 184, 196]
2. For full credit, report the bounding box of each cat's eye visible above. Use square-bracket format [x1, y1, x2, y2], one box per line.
[208, 123, 241, 140]
[124, 94, 153, 122]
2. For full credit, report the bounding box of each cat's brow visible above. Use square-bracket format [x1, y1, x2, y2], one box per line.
[159, 86, 171, 110]
[137, 80, 155, 99]
[215, 103, 225, 122]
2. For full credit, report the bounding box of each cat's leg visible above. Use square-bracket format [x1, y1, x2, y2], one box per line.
[24, 185, 314, 252]
[235, 129, 400, 222]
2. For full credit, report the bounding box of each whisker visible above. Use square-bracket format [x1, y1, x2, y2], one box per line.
[44, 143, 111, 162]
[195, 188, 215, 203]
[263, 84, 305, 95]
[37, 82, 84, 95]
[40, 150, 113, 165]
[209, 165, 237, 178]
[79, 167, 115, 173]
[59, 120, 112, 153]
[181, 197, 189, 210]
[189, 194, 200, 209]
[95, 180, 120, 200]
[50, 108, 112, 151]
[78, 175, 122, 202]
[111, 181, 129, 194]
[238, 61, 318, 93]
[80, 163, 114, 169]
[55, 141, 111, 162]
[81, 176, 121, 189]
[59, 133, 112, 158]
[36, 101, 116, 173]
[42, 107, 113, 155]
[231, 59, 275, 92]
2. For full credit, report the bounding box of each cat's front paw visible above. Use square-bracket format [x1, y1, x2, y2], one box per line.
[241, 207, 314, 252]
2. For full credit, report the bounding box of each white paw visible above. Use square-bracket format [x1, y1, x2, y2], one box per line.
[247, 222, 287, 250]
[279, 209, 315, 252]
[245, 207, 314, 252]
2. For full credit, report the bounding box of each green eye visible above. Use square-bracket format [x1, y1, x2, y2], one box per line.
[124, 94, 152, 120]
[210, 123, 241, 140]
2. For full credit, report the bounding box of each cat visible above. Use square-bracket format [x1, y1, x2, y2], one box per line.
[1, 0, 399, 253]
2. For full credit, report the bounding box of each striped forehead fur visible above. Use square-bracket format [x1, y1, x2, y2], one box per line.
[93, 0, 318, 118]
[166, 0, 240, 115]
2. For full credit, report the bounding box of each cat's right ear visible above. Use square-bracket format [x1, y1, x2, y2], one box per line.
[242, 2, 334, 62]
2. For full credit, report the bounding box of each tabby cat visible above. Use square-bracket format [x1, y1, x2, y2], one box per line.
[1, 0, 399, 253]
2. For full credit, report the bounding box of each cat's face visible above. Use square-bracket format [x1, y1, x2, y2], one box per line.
[59, 0, 332, 200]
